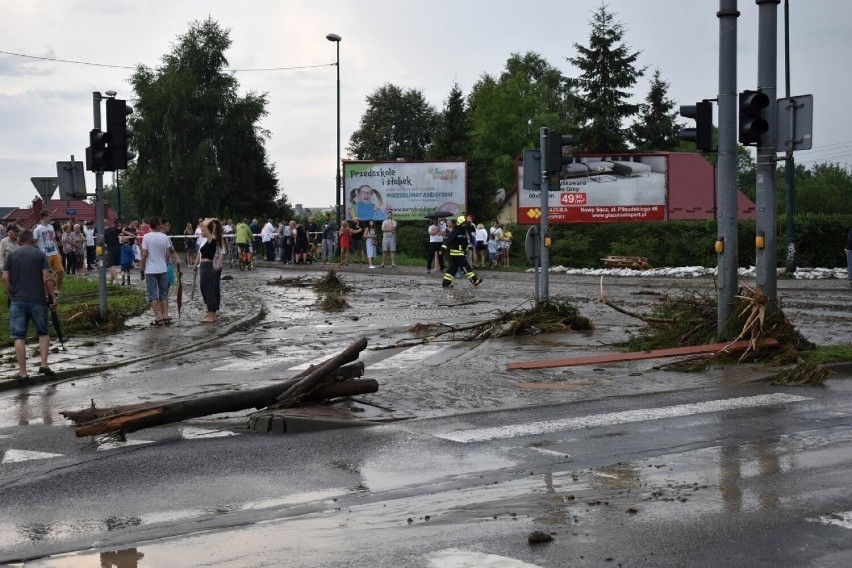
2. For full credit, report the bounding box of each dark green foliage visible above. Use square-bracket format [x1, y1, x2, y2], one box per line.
[429, 83, 471, 161]
[347, 84, 437, 160]
[468, 52, 576, 221]
[568, 4, 645, 152]
[630, 68, 680, 151]
[124, 18, 280, 228]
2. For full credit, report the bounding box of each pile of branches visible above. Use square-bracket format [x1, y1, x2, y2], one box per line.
[60, 338, 376, 437]
[600, 279, 816, 373]
[388, 298, 593, 349]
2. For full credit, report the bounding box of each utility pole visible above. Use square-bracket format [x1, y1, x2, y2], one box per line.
[783, 0, 796, 273]
[755, 0, 780, 313]
[539, 127, 550, 300]
[716, 0, 740, 337]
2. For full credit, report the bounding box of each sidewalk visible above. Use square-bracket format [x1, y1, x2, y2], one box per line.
[0, 277, 265, 392]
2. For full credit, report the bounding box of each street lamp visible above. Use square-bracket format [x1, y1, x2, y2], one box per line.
[326, 33, 342, 227]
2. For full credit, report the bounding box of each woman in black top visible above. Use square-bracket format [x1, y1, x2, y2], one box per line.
[196, 218, 224, 323]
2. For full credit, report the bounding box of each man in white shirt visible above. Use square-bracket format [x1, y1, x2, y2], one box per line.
[261, 219, 275, 261]
[140, 216, 180, 325]
[32, 209, 63, 293]
[380, 211, 398, 268]
[83, 221, 96, 270]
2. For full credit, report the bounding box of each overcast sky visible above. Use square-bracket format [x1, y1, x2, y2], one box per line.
[1, 0, 849, 213]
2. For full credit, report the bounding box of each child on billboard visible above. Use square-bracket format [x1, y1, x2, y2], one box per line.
[348, 185, 387, 221]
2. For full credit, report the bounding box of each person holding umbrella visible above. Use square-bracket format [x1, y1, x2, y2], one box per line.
[3, 229, 58, 380]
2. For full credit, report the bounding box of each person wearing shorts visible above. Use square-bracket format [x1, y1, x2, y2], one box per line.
[3, 229, 57, 380]
[140, 216, 180, 326]
[33, 209, 63, 294]
[103, 217, 123, 284]
[380, 211, 397, 268]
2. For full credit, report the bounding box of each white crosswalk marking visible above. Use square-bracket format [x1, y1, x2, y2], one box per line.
[2, 449, 63, 463]
[181, 427, 237, 439]
[96, 439, 155, 451]
[809, 511, 852, 529]
[437, 393, 812, 443]
[428, 548, 543, 567]
[368, 343, 450, 370]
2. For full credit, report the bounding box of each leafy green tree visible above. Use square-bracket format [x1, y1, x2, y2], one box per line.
[467, 52, 575, 218]
[347, 84, 437, 160]
[124, 18, 280, 227]
[785, 162, 852, 215]
[568, 4, 645, 152]
[630, 68, 679, 151]
[429, 83, 471, 160]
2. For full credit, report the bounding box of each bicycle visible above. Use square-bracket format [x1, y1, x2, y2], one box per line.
[238, 243, 254, 271]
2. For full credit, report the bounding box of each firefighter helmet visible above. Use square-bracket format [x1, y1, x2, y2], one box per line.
[457, 215, 466, 224]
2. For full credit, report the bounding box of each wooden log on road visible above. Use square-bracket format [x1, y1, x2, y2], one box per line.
[275, 337, 369, 406]
[69, 338, 368, 437]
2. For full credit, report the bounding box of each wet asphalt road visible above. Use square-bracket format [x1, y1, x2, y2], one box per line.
[0, 264, 850, 566]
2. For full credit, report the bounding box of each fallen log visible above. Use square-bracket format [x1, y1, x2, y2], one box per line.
[68, 338, 368, 437]
[275, 337, 368, 406]
[302, 378, 379, 402]
[61, 362, 366, 425]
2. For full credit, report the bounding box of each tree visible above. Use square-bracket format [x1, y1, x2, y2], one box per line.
[786, 162, 852, 215]
[467, 52, 575, 218]
[124, 18, 280, 227]
[347, 84, 437, 160]
[429, 83, 471, 160]
[630, 68, 679, 151]
[568, 4, 645, 152]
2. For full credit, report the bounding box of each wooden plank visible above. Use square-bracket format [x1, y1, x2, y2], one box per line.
[506, 338, 778, 371]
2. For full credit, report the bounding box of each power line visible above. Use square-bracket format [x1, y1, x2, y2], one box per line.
[0, 49, 334, 72]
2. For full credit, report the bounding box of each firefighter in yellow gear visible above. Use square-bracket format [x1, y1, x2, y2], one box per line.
[442, 216, 482, 288]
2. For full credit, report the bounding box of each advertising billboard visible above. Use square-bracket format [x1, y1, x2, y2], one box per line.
[343, 161, 467, 221]
[518, 155, 668, 224]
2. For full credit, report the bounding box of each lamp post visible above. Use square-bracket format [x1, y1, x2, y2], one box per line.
[326, 33, 342, 227]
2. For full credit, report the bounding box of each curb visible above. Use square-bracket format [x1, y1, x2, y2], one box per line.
[247, 413, 377, 434]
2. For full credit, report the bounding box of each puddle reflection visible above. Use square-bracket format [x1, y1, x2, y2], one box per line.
[11, 386, 56, 427]
[100, 548, 144, 568]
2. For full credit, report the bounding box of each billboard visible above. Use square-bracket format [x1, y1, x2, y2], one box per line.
[518, 154, 668, 224]
[343, 161, 466, 221]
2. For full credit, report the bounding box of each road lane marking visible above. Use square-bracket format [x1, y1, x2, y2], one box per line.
[429, 548, 543, 567]
[809, 511, 852, 529]
[2, 449, 63, 463]
[369, 343, 450, 370]
[181, 426, 237, 439]
[437, 393, 812, 443]
[96, 439, 155, 451]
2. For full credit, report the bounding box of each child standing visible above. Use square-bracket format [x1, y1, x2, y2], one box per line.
[488, 235, 499, 268]
[120, 237, 134, 285]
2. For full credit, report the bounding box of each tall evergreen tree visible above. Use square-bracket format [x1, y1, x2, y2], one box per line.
[630, 68, 680, 151]
[568, 4, 645, 152]
[347, 84, 436, 160]
[124, 18, 280, 226]
[429, 83, 471, 160]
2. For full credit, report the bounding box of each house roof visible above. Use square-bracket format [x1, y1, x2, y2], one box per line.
[1, 197, 118, 229]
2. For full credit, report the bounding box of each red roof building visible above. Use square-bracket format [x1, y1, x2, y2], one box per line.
[1, 197, 118, 229]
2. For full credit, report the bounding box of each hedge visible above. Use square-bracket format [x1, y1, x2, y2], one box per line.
[393, 213, 852, 269]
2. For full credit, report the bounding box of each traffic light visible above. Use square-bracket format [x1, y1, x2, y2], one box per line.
[86, 129, 108, 171]
[545, 131, 574, 174]
[738, 89, 769, 146]
[679, 100, 713, 151]
[105, 98, 135, 170]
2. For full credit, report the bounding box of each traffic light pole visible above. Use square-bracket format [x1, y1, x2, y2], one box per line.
[755, 0, 779, 313]
[93, 91, 107, 320]
[539, 127, 550, 301]
[716, 0, 739, 338]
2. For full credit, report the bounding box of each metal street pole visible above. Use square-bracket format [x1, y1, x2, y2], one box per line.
[783, 0, 796, 273]
[717, 0, 739, 338]
[327, 33, 342, 227]
[539, 127, 550, 301]
[93, 91, 107, 319]
[755, 0, 779, 313]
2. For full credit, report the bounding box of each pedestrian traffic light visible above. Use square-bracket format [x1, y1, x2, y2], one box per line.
[86, 129, 108, 171]
[738, 89, 770, 146]
[679, 100, 713, 151]
[105, 97, 135, 170]
[545, 131, 574, 174]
